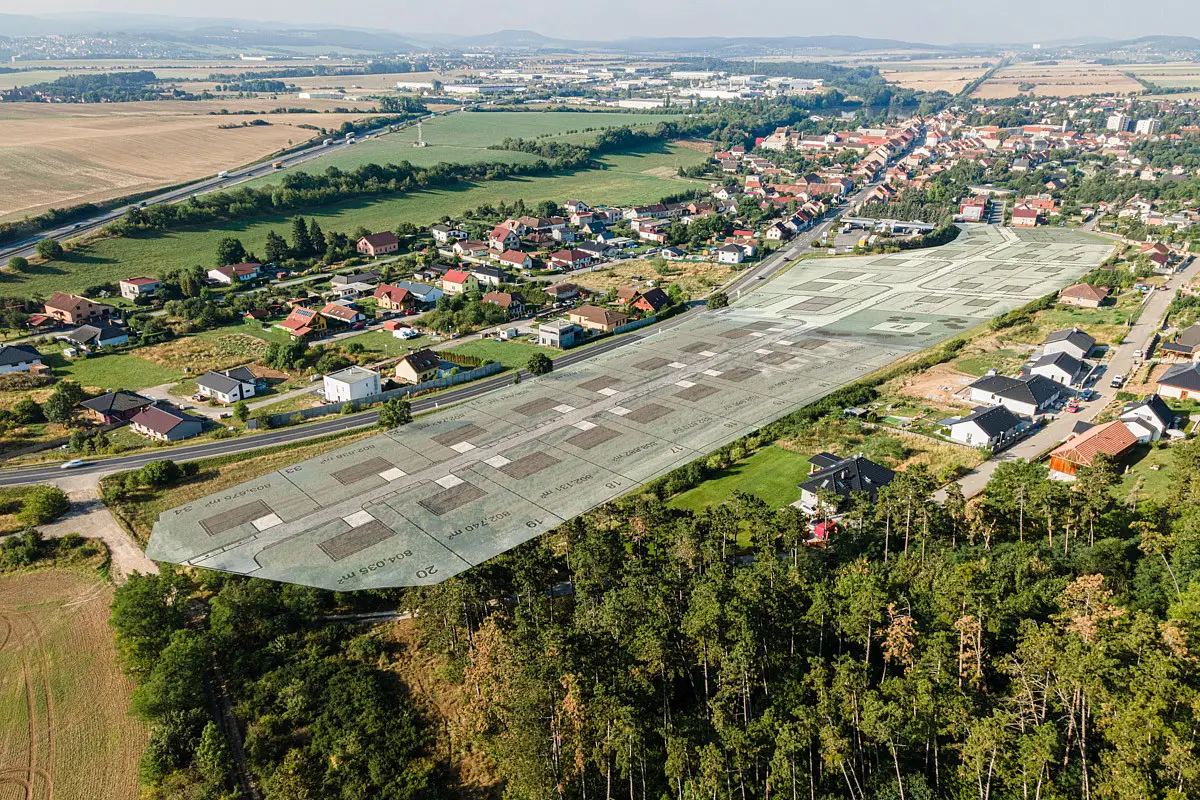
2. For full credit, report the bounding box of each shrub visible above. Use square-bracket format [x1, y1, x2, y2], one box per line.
[18, 486, 70, 526]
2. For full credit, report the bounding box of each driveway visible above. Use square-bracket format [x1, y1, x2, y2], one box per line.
[36, 483, 158, 582]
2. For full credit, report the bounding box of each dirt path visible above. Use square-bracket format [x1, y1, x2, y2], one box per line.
[36, 488, 157, 583]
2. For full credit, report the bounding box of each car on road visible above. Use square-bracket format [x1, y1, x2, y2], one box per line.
[60, 459, 86, 470]
[1064, 400, 1081, 413]
[1110, 374, 1125, 388]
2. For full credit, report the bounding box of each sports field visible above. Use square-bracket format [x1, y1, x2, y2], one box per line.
[0, 569, 146, 800]
[11, 142, 706, 297]
[244, 110, 685, 185]
[145, 225, 1113, 590]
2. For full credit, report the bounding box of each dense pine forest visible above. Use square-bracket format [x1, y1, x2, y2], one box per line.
[112, 434, 1200, 800]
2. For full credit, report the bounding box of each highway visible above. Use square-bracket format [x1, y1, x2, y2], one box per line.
[0, 306, 695, 487]
[0, 103, 485, 263]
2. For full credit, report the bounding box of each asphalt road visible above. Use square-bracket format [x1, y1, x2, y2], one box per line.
[0, 104, 486, 263]
[0, 306, 695, 487]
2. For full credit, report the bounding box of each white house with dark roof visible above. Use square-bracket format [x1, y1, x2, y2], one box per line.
[61, 323, 129, 349]
[945, 405, 1026, 448]
[0, 345, 43, 374]
[1042, 328, 1096, 361]
[1119, 394, 1176, 442]
[196, 369, 256, 404]
[968, 373, 1064, 416]
[1027, 351, 1085, 386]
[1156, 362, 1200, 401]
[797, 454, 895, 513]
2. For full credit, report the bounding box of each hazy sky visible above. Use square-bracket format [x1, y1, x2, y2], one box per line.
[5, 0, 1200, 44]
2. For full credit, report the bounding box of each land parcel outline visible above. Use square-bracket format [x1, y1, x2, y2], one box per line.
[147, 226, 1111, 589]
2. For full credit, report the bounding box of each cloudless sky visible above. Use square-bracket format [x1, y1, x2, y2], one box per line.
[3, 0, 1200, 45]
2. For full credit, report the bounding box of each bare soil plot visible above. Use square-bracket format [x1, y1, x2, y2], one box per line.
[573, 257, 737, 298]
[972, 63, 1142, 98]
[0, 569, 146, 800]
[0, 101, 376, 222]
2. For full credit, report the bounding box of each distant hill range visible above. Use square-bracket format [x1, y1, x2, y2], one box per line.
[2, 14, 1199, 60]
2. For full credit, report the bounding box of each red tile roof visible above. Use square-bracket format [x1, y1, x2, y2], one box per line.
[1050, 421, 1137, 467]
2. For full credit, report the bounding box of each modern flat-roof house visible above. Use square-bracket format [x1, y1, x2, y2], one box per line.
[119, 277, 162, 301]
[1027, 351, 1085, 386]
[1059, 283, 1109, 308]
[207, 263, 261, 285]
[1048, 420, 1138, 481]
[196, 368, 256, 404]
[356, 232, 400, 257]
[0, 345, 43, 374]
[538, 320, 582, 349]
[946, 405, 1026, 448]
[968, 373, 1063, 416]
[797, 454, 895, 513]
[62, 323, 129, 349]
[331, 271, 379, 288]
[43, 292, 114, 325]
[1156, 362, 1200, 400]
[130, 405, 204, 442]
[78, 390, 153, 424]
[1120, 394, 1176, 442]
[395, 349, 441, 385]
[1043, 328, 1096, 361]
[569, 305, 629, 333]
[323, 366, 381, 403]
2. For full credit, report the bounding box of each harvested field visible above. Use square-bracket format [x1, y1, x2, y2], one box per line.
[1121, 62, 1200, 90]
[0, 569, 146, 800]
[881, 67, 990, 93]
[972, 63, 1142, 98]
[0, 100, 376, 222]
[134, 331, 269, 374]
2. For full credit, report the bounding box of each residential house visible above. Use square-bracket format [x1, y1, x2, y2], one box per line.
[470, 265, 509, 287]
[390, 280, 443, 306]
[430, 223, 467, 244]
[538, 320, 582, 349]
[196, 369, 256, 404]
[78, 390, 153, 424]
[207, 262, 261, 285]
[319, 302, 365, 327]
[1156, 362, 1200, 400]
[717, 244, 746, 264]
[356, 232, 400, 257]
[394, 349, 441, 384]
[569, 305, 629, 333]
[1043, 328, 1096, 361]
[43, 292, 114, 325]
[1011, 205, 1041, 227]
[575, 241, 616, 261]
[617, 286, 671, 314]
[1027, 351, 1085, 386]
[1059, 283, 1109, 308]
[497, 249, 532, 270]
[373, 284, 416, 312]
[797, 454, 895, 512]
[276, 306, 327, 339]
[545, 282, 581, 302]
[453, 240, 490, 258]
[0, 345, 42, 374]
[1159, 324, 1200, 362]
[946, 405, 1025, 448]
[1120, 394, 1176, 442]
[968, 373, 1063, 416]
[958, 197, 989, 222]
[482, 291, 526, 317]
[331, 271, 380, 289]
[119, 277, 161, 301]
[1048, 420, 1138, 481]
[441, 269, 478, 295]
[62, 323, 129, 349]
[549, 249, 595, 270]
[488, 224, 521, 252]
[129, 405, 204, 442]
[323, 366, 381, 403]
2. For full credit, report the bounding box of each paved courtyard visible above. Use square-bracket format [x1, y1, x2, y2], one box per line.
[147, 226, 1113, 589]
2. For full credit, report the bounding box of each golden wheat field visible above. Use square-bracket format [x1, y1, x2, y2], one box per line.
[0, 569, 146, 800]
[0, 99, 375, 222]
[971, 62, 1143, 98]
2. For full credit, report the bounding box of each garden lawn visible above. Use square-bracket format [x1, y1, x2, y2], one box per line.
[1115, 444, 1176, 504]
[9, 143, 706, 298]
[446, 338, 556, 370]
[340, 328, 434, 356]
[41, 350, 180, 391]
[669, 446, 812, 512]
